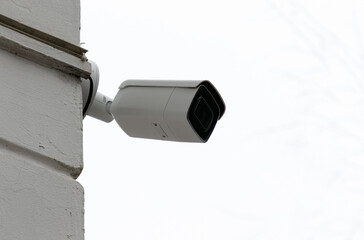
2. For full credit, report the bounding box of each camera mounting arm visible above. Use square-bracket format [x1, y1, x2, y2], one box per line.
[81, 61, 114, 123]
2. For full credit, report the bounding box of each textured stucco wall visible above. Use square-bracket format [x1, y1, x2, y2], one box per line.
[0, 0, 80, 45]
[0, 50, 83, 171]
[0, 1, 85, 239]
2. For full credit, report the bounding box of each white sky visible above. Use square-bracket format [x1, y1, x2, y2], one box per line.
[78, 0, 364, 239]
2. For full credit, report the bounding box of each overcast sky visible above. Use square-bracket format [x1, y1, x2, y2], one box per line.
[78, 1, 364, 239]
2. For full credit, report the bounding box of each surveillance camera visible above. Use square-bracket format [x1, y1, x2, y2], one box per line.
[82, 62, 225, 143]
[111, 80, 225, 142]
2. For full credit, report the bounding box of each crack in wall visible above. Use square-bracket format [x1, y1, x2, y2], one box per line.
[9, 0, 32, 14]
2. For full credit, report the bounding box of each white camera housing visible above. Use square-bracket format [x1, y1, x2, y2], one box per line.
[81, 62, 225, 143]
[111, 80, 225, 142]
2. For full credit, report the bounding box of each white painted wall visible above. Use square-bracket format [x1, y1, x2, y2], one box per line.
[0, 1, 85, 239]
[1, 0, 80, 45]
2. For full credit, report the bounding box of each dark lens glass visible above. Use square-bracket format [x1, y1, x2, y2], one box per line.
[194, 97, 213, 131]
[187, 86, 219, 142]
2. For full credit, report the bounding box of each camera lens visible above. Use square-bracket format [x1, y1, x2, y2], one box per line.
[193, 97, 214, 131]
[188, 85, 219, 142]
